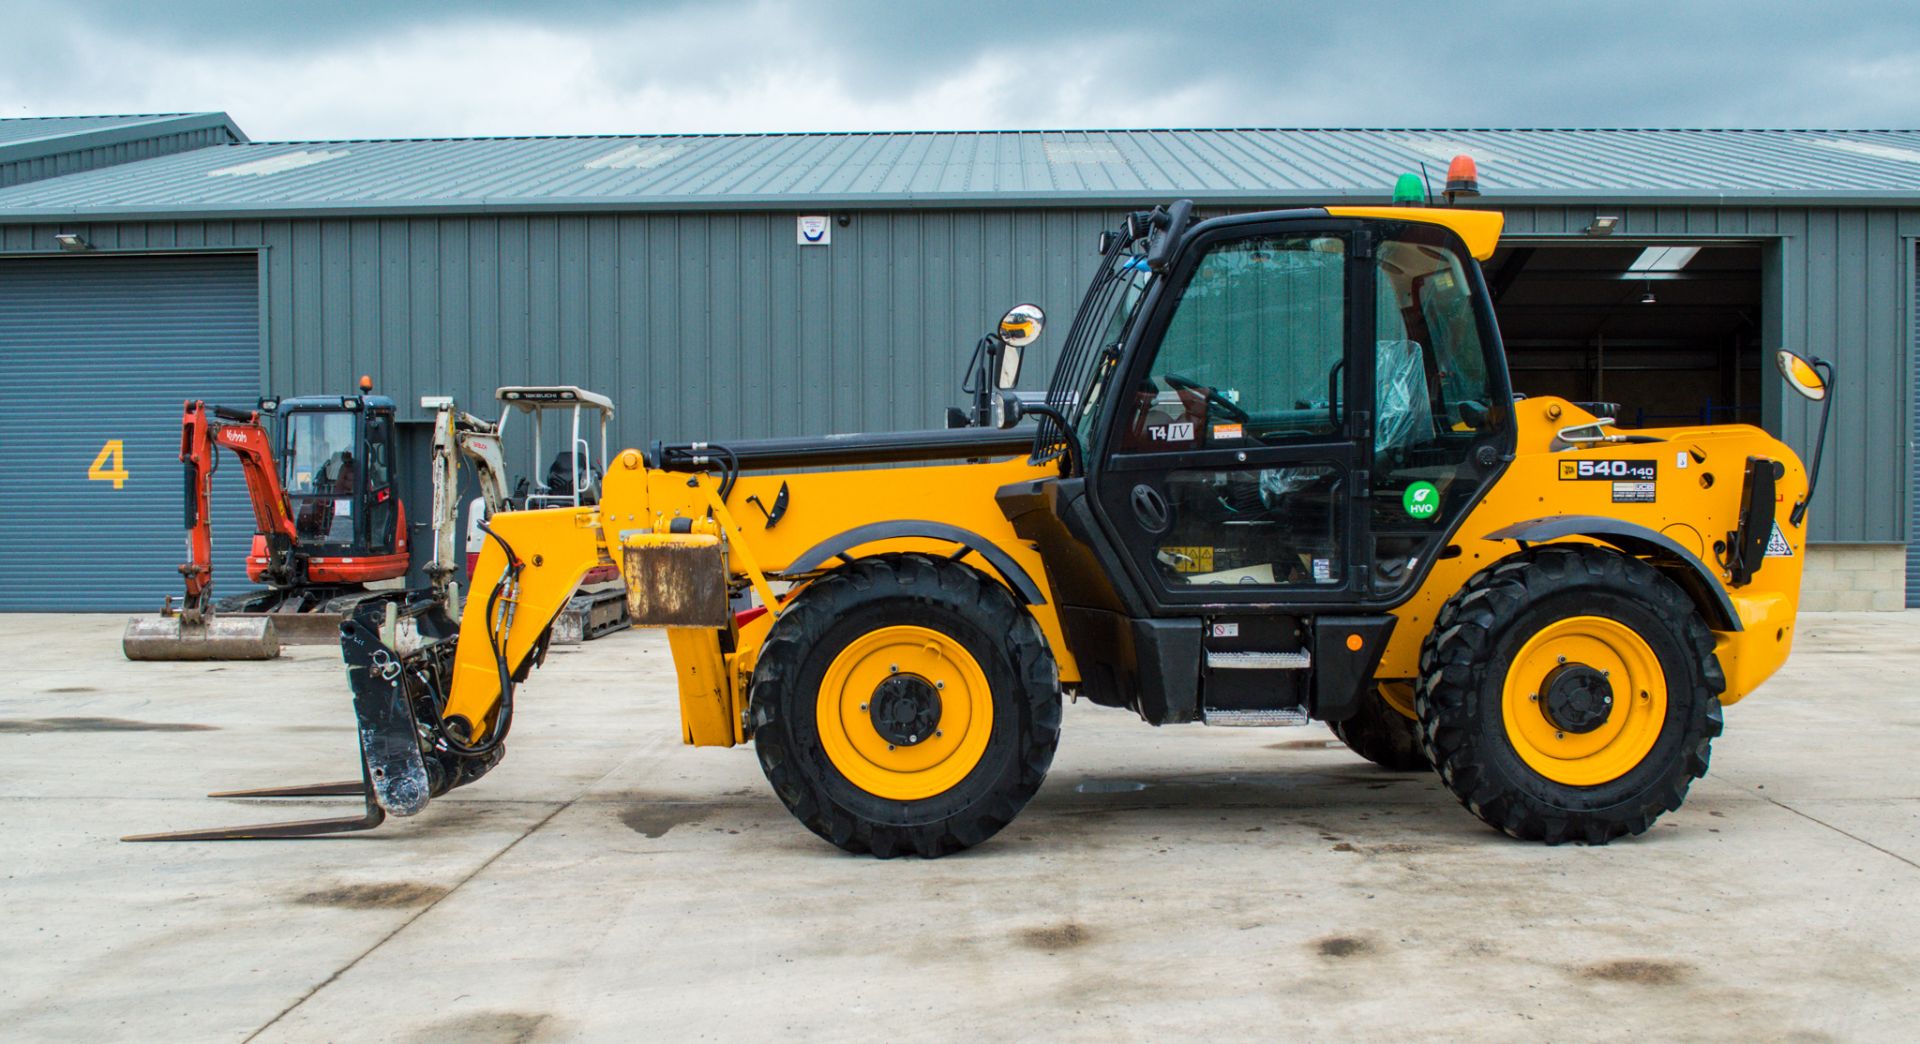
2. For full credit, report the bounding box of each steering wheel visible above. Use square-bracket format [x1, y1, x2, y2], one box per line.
[1161, 372, 1250, 423]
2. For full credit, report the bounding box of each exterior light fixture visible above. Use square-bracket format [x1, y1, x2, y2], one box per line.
[1640, 283, 1657, 305]
[1585, 216, 1619, 237]
[1392, 173, 1425, 206]
[54, 232, 92, 252]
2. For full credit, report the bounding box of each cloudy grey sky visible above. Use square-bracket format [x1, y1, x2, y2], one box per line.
[4, 1, 1918, 138]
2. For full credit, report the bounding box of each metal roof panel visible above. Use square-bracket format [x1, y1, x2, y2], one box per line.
[4, 127, 1920, 219]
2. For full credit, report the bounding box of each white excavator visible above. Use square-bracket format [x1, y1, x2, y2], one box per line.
[423, 385, 628, 644]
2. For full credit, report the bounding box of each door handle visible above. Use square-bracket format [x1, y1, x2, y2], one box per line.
[1130, 483, 1171, 534]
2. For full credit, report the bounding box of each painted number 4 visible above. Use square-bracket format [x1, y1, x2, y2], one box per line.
[88, 439, 129, 489]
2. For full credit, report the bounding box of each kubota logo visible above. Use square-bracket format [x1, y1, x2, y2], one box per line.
[221, 429, 249, 443]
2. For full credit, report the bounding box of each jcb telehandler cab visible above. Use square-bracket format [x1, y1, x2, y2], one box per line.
[133, 196, 1827, 854]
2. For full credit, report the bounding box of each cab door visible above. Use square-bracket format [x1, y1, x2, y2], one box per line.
[1092, 220, 1374, 608]
[1088, 215, 1515, 612]
[359, 409, 401, 556]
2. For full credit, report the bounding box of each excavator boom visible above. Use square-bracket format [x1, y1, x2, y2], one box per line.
[123, 401, 288, 660]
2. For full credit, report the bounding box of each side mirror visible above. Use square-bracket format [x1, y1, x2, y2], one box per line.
[1774, 349, 1835, 527]
[996, 303, 1044, 389]
[1776, 349, 1827, 401]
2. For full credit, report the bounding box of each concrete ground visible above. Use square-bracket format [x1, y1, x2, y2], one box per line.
[2, 612, 1917, 1042]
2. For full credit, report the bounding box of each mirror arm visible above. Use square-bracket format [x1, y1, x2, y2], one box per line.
[970, 334, 1001, 427]
[1001, 395, 1081, 478]
[1790, 357, 1833, 528]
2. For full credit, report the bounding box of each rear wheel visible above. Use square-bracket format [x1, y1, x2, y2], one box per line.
[1416, 546, 1724, 844]
[750, 554, 1061, 857]
[1329, 682, 1429, 771]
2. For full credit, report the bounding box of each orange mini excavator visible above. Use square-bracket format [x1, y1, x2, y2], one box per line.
[123, 378, 410, 660]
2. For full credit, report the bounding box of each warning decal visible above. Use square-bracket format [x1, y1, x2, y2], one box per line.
[1765, 521, 1794, 557]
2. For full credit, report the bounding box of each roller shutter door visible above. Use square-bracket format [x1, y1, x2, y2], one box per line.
[0, 253, 260, 611]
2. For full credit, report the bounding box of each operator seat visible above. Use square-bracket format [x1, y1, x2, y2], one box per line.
[544, 448, 598, 505]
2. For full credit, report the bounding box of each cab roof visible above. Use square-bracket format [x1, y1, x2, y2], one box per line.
[1325, 206, 1504, 260]
[495, 385, 615, 416]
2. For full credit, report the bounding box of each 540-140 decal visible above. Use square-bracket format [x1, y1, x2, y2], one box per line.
[1559, 458, 1657, 481]
[1559, 458, 1658, 504]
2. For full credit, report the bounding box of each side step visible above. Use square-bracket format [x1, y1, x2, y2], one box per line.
[1206, 650, 1311, 670]
[1202, 707, 1311, 727]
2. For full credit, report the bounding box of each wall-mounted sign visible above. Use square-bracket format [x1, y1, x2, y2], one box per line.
[797, 215, 831, 246]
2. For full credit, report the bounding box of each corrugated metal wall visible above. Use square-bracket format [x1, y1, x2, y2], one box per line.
[0, 126, 237, 189]
[1496, 205, 1916, 543]
[1910, 241, 1920, 606]
[1, 202, 1913, 543]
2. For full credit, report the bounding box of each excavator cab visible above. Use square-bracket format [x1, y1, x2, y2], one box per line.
[247, 389, 408, 586]
[494, 385, 614, 509]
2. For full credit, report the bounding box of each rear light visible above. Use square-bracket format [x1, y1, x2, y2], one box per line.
[465, 552, 480, 578]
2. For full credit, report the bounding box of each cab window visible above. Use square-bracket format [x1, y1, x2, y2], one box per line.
[1123, 234, 1347, 450]
[1368, 225, 1507, 593]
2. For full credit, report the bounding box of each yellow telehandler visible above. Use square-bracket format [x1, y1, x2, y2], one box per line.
[130, 189, 1830, 854]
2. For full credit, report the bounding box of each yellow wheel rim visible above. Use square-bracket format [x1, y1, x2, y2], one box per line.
[815, 625, 994, 801]
[1501, 616, 1668, 787]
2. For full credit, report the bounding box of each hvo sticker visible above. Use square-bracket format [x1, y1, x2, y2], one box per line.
[1403, 481, 1439, 520]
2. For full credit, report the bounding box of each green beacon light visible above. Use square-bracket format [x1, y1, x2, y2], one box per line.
[1392, 172, 1425, 206]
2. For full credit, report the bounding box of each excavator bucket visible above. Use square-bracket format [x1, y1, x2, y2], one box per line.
[122, 613, 279, 661]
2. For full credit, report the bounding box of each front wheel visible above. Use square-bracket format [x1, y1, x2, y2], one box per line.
[1416, 546, 1725, 844]
[749, 554, 1061, 858]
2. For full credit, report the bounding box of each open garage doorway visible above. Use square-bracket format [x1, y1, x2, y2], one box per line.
[1485, 241, 1763, 428]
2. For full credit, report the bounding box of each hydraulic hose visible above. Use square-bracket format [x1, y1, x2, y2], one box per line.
[437, 518, 522, 757]
[707, 443, 741, 502]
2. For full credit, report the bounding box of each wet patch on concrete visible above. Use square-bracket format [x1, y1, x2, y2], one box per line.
[1315, 934, 1375, 958]
[1073, 779, 1148, 794]
[410, 1011, 554, 1043]
[0, 717, 216, 734]
[1582, 958, 1691, 986]
[1018, 921, 1092, 951]
[294, 882, 450, 909]
[621, 804, 711, 838]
